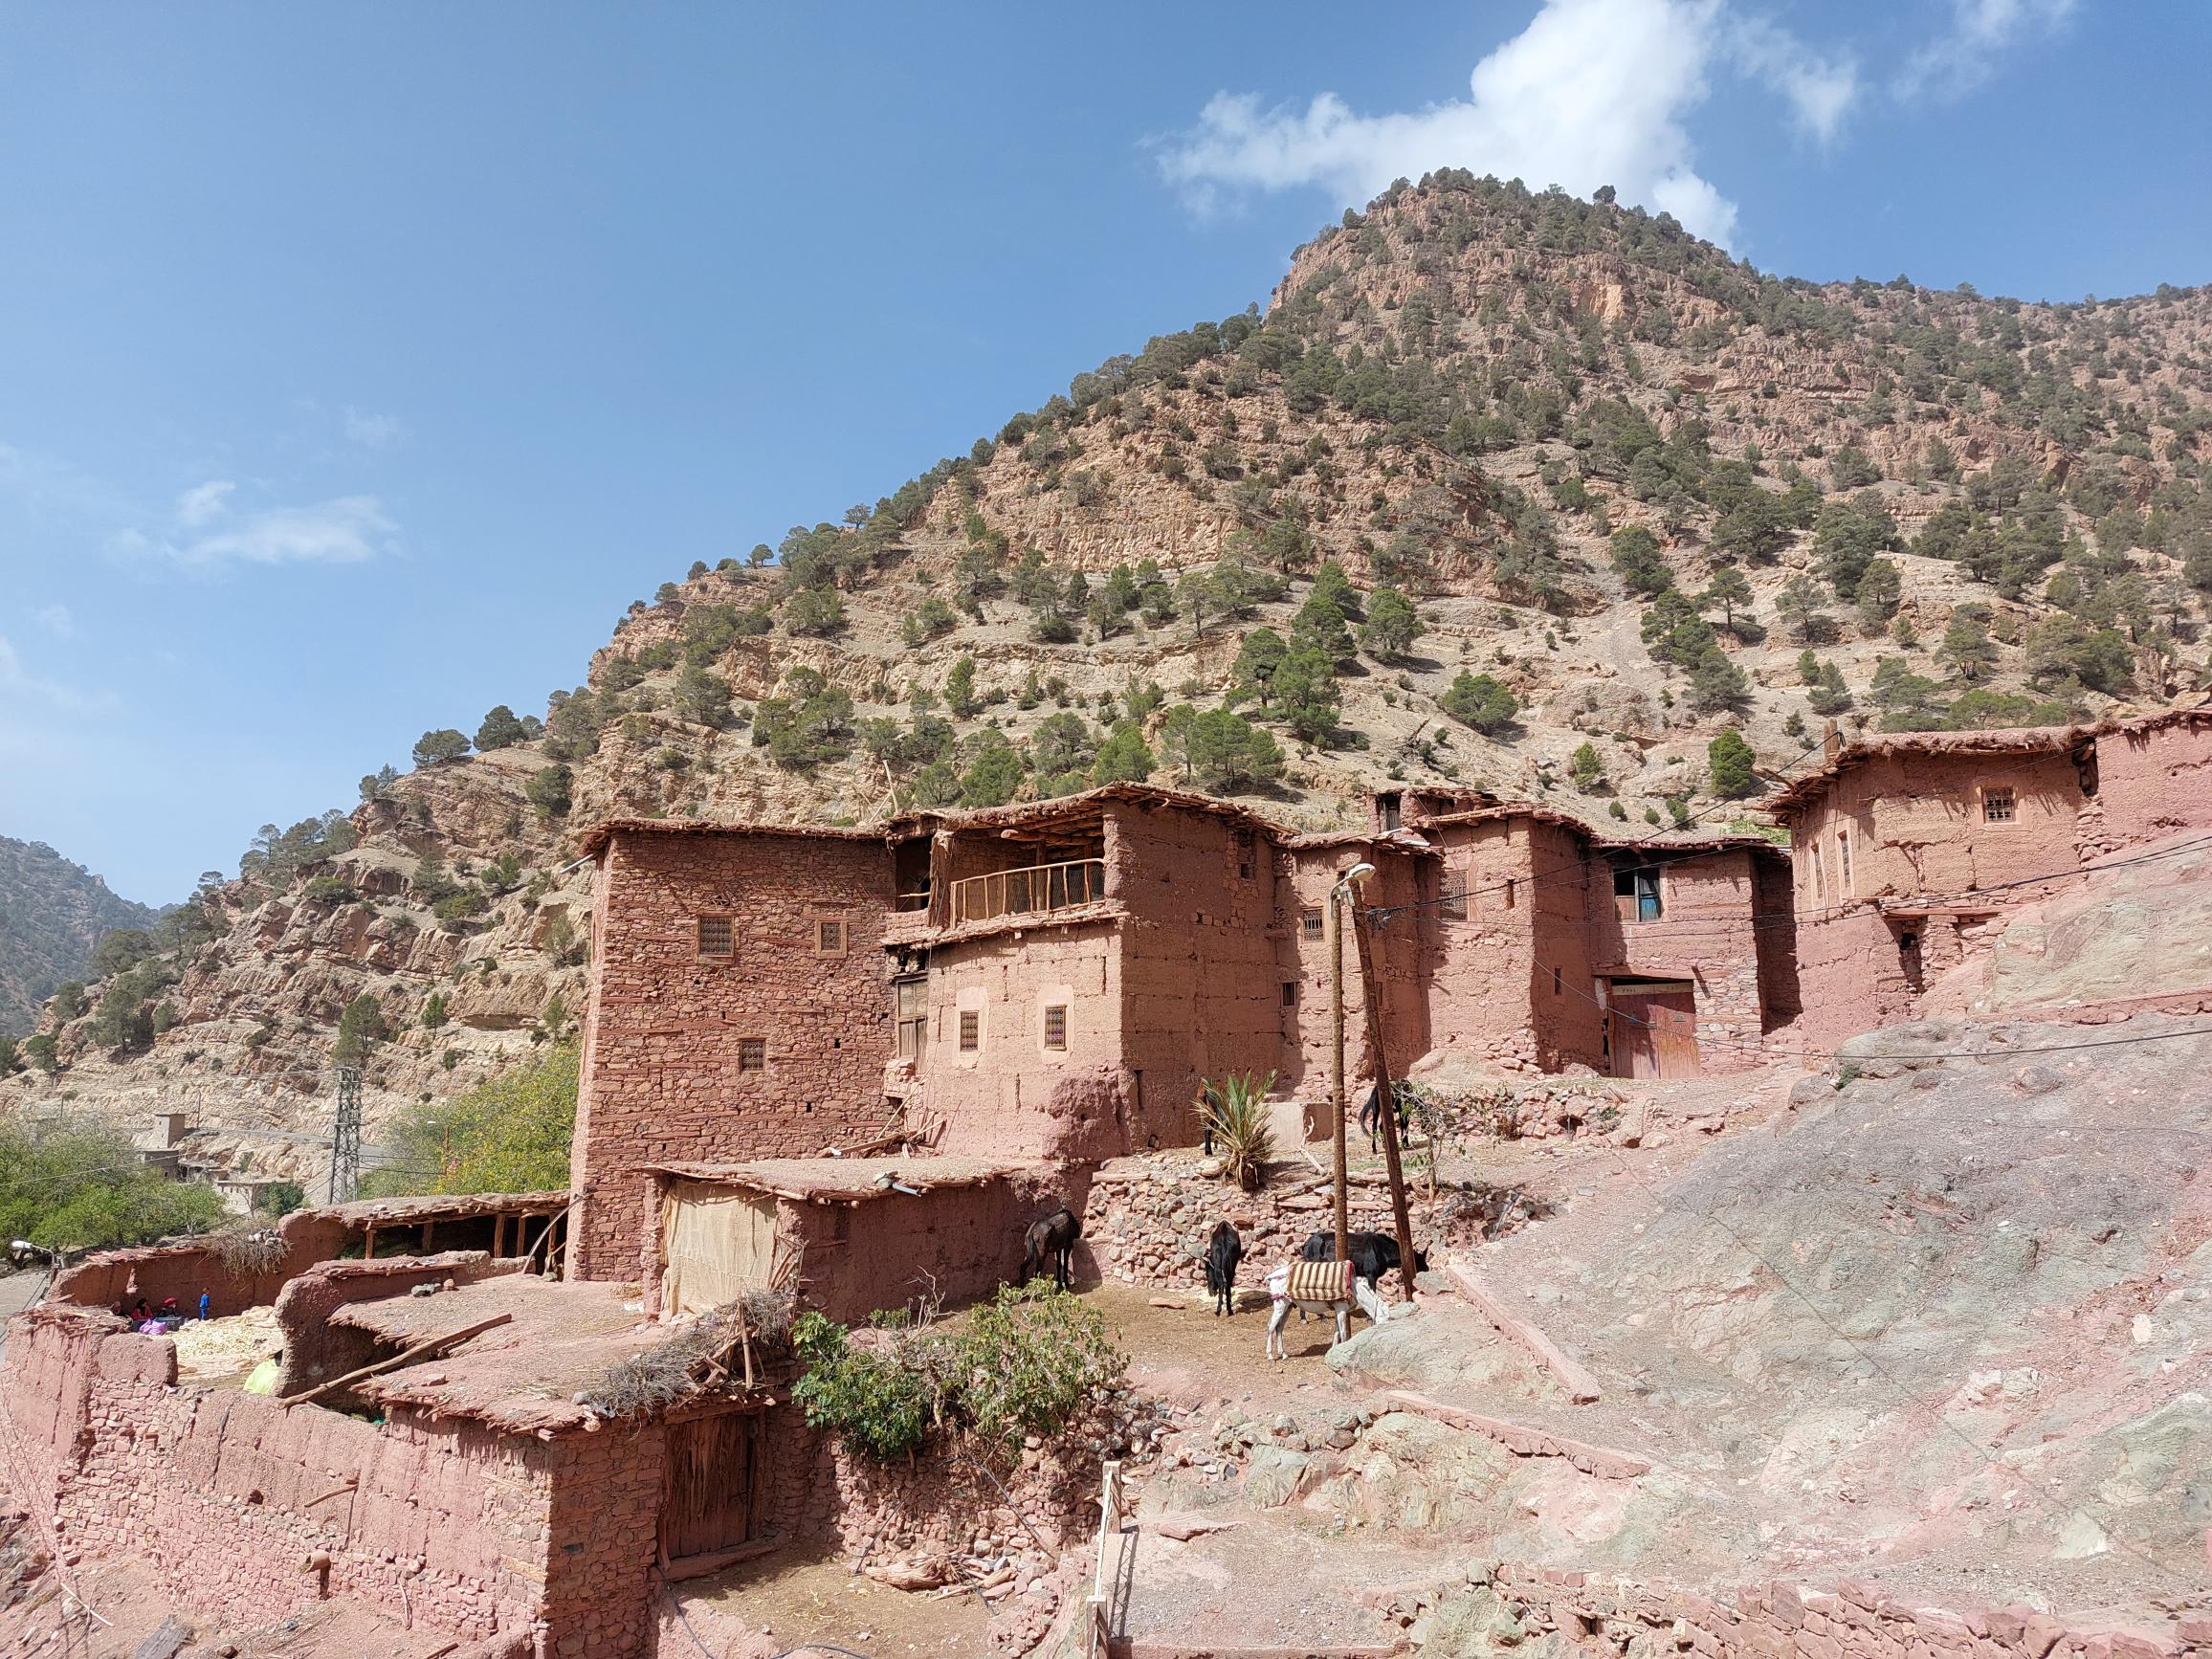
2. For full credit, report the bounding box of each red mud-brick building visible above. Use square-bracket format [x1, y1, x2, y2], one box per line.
[1771, 709, 2212, 1044]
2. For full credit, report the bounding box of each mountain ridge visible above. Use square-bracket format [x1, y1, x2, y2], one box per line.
[5, 172, 2208, 1169]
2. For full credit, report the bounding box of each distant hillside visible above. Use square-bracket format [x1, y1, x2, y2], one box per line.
[7, 173, 2209, 1150]
[0, 837, 157, 1035]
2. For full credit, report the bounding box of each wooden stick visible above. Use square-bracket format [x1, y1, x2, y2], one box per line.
[277, 1314, 513, 1406]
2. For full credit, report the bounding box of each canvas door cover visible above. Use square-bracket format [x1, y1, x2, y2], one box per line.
[662, 1180, 777, 1316]
[1610, 980, 1700, 1079]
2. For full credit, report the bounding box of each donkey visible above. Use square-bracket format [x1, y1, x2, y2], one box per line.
[1018, 1205, 1081, 1291]
[1263, 1258, 1388, 1360]
[1203, 1221, 1243, 1316]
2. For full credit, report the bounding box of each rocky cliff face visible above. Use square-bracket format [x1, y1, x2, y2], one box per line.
[6, 175, 2209, 1171]
[0, 838, 156, 1037]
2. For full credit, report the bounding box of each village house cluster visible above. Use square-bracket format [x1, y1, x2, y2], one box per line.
[8, 707, 2212, 1656]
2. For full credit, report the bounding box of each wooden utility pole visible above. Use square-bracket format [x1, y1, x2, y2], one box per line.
[1327, 887, 1350, 1263]
[1349, 896, 1419, 1302]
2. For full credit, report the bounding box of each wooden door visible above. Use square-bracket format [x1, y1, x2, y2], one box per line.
[1610, 984, 1699, 1078]
[660, 1410, 761, 1565]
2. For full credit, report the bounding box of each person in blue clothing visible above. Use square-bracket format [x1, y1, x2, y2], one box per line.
[197, 1290, 210, 1321]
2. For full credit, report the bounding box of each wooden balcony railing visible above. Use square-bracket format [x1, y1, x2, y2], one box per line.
[947, 858, 1106, 926]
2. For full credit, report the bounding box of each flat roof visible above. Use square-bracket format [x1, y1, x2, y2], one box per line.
[1766, 726, 2093, 814]
[337, 1274, 659, 1434]
[648, 1154, 1047, 1203]
[578, 818, 885, 856]
[301, 1190, 571, 1228]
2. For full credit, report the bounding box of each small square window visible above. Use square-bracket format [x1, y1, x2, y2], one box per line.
[737, 1038, 765, 1073]
[1502, 878, 1516, 910]
[816, 918, 846, 954]
[959, 1010, 980, 1052]
[697, 917, 733, 958]
[1983, 786, 2016, 824]
[1300, 907, 1324, 940]
[1043, 1005, 1068, 1051]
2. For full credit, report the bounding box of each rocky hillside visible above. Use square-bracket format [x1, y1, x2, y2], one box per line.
[5, 174, 2209, 1165]
[0, 837, 155, 1037]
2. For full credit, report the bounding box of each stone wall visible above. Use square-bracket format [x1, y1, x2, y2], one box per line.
[1591, 848, 1768, 1073]
[2085, 715, 2212, 855]
[1279, 842, 1431, 1098]
[570, 828, 899, 1278]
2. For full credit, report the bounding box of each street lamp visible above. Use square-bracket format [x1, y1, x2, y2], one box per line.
[1327, 862, 1377, 1263]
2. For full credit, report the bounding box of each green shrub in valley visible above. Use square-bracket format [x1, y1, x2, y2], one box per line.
[0, 1117, 225, 1252]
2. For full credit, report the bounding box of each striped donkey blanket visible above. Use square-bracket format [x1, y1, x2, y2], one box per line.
[1277, 1258, 1355, 1303]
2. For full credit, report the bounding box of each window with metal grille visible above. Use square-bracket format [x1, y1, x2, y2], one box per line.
[1042, 1005, 1068, 1051]
[697, 917, 733, 957]
[1837, 830, 1853, 895]
[816, 918, 846, 954]
[1983, 785, 2016, 824]
[959, 1010, 980, 1051]
[1440, 869, 1470, 920]
[1300, 907, 1324, 940]
[738, 1038, 765, 1073]
[1281, 982, 1298, 1007]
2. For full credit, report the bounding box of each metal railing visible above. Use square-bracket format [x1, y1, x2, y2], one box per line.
[947, 857, 1106, 926]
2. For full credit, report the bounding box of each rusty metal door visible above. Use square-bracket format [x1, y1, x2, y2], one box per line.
[1610, 983, 1699, 1078]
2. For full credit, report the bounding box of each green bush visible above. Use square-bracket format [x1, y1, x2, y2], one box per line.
[0, 1117, 225, 1252]
[792, 1282, 1125, 1465]
[359, 1041, 578, 1197]
[1439, 672, 1517, 735]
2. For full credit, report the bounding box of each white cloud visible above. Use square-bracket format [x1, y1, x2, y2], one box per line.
[1895, 0, 2076, 100]
[1155, 0, 1857, 250]
[33, 604, 75, 639]
[0, 634, 114, 715]
[343, 408, 406, 450]
[166, 495, 397, 568]
[175, 478, 235, 527]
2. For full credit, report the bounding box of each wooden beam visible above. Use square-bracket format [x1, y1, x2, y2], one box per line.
[277, 1314, 513, 1407]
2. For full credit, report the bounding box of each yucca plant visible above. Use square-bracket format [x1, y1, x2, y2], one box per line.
[1199, 1071, 1277, 1191]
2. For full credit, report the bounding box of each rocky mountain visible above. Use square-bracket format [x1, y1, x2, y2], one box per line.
[0, 837, 156, 1037]
[5, 173, 2209, 1166]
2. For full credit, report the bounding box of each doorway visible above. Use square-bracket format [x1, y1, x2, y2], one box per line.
[660, 1408, 763, 1569]
[1607, 979, 1699, 1078]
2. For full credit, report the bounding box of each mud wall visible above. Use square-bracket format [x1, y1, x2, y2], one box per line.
[0, 1309, 609, 1650]
[570, 829, 898, 1279]
[1527, 821, 1606, 1071]
[925, 921, 1127, 1161]
[2085, 717, 2212, 854]
[1278, 844, 1431, 1097]
[1422, 819, 1550, 1070]
[785, 1170, 1073, 1319]
[1793, 749, 2085, 912]
[1589, 849, 1767, 1073]
[1111, 802, 1291, 1148]
[1751, 846, 1803, 1026]
[50, 1209, 351, 1316]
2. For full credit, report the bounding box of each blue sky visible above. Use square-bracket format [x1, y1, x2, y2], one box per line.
[3, 1, 2206, 905]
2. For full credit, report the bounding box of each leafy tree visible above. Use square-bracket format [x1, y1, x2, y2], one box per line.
[1570, 741, 1605, 792]
[0, 1117, 224, 1251]
[23, 1034, 57, 1073]
[52, 982, 88, 1022]
[0, 1036, 16, 1076]
[1815, 493, 1899, 600]
[360, 1043, 579, 1197]
[1806, 661, 1852, 717]
[1938, 615, 2000, 681]
[1688, 648, 1749, 713]
[1271, 646, 1341, 743]
[358, 764, 400, 804]
[674, 665, 734, 728]
[526, 763, 573, 820]
[1231, 628, 1288, 706]
[1308, 559, 1361, 620]
[1853, 559, 1903, 631]
[753, 669, 854, 769]
[1029, 713, 1094, 781]
[1696, 567, 1754, 633]
[1439, 672, 1518, 736]
[1708, 731, 1759, 799]
[254, 1179, 306, 1218]
[92, 929, 156, 977]
[422, 991, 449, 1029]
[785, 586, 848, 637]
[475, 706, 529, 751]
[1359, 587, 1424, 659]
[1776, 574, 1833, 644]
[411, 728, 472, 767]
[959, 736, 1027, 807]
[1871, 657, 1946, 729]
[1091, 721, 1155, 785]
[1290, 593, 1354, 663]
[901, 597, 961, 646]
[1827, 445, 1881, 489]
[944, 656, 983, 718]
[333, 994, 388, 1064]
